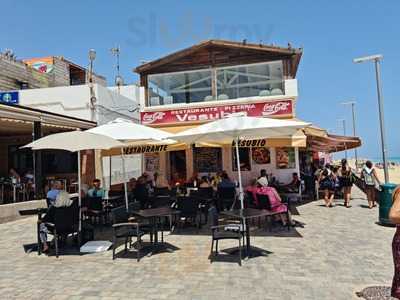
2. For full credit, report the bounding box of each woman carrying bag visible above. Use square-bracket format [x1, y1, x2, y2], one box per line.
[361, 160, 381, 209]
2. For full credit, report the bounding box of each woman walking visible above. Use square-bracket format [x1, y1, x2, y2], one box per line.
[318, 164, 335, 207]
[338, 159, 354, 208]
[388, 185, 400, 298]
[361, 160, 381, 209]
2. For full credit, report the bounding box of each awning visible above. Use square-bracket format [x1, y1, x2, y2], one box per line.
[159, 123, 307, 147]
[306, 133, 362, 153]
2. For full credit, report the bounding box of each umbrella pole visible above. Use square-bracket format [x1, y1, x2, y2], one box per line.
[120, 149, 129, 212]
[235, 137, 244, 209]
[109, 156, 112, 190]
[77, 150, 82, 248]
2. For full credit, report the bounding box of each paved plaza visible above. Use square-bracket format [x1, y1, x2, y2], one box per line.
[0, 189, 396, 300]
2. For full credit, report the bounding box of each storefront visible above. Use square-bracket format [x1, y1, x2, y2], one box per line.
[0, 102, 96, 203]
[134, 40, 360, 186]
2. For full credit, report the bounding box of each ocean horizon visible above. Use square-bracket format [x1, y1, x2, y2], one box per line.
[371, 157, 400, 164]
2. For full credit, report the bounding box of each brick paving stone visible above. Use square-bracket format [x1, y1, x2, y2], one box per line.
[0, 187, 395, 299]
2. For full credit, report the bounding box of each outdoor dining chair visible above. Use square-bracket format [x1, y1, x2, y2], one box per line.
[111, 205, 153, 262]
[217, 187, 236, 211]
[176, 196, 200, 230]
[39, 202, 80, 258]
[256, 194, 290, 231]
[209, 206, 243, 266]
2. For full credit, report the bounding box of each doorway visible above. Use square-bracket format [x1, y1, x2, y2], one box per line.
[169, 150, 186, 182]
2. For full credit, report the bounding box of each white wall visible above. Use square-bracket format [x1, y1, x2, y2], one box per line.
[96, 84, 140, 124]
[19, 84, 92, 121]
[18, 84, 141, 124]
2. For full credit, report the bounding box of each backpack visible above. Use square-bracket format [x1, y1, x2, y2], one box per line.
[363, 168, 375, 186]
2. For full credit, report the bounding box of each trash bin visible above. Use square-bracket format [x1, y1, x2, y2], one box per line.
[379, 183, 398, 225]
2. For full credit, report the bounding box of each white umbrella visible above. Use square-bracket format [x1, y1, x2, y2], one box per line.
[170, 114, 311, 209]
[87, 118, 172, 142]
[23, 131, 124, 243]
[86, 118, 174, 210]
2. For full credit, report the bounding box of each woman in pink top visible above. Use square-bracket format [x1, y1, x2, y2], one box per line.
[246, 177, 294, 226]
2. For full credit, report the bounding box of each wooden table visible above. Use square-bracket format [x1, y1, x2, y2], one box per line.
[221, 208, 272, 258]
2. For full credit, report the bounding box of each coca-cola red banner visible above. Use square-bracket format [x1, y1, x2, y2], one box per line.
[141, 99, 293, 125]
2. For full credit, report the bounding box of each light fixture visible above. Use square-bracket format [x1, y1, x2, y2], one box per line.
[88, 49, 96, 61]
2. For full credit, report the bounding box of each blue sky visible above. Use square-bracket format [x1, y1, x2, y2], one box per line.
[1, 1, 399, 159]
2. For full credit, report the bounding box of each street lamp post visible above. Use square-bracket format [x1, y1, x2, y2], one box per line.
[341, 101, 358, 169]
[88, 49, 96, 83]
[88, 49, 96, 121]
[353, 54, 389, 183]
[337, 118, 347, 160]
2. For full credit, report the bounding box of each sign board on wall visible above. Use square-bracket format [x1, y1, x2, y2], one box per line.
[0, 91, 19, 104]
[24, 57, 54, 74]
[141, 99, 293, 125]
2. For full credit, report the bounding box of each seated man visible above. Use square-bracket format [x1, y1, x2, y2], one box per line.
[217, 172, 236, 189]
[280, 173, 301, 193]
[46, 181, 62, 206]
[87, 179, 105, 199]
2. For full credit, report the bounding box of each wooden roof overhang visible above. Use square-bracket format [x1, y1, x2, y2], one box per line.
[134, 39, 302, 77]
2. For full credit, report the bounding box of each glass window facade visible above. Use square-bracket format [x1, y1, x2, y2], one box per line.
[147, 61, 284, 106]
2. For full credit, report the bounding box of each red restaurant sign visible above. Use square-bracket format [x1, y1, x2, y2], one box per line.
[141, 99, 293, 125]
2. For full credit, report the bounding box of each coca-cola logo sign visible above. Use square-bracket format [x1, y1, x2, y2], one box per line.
[262, 102, 291, 116]
[141, 99, 293, 125]
[142, 111, 166, 124]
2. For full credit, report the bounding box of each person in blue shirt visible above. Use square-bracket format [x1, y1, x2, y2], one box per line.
[46, 181, 61, 206]
[87, 179, 105, 198]
[217, 171, 236, 189]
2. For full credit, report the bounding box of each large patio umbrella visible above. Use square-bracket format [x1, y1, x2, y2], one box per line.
[86, 118, 174, 210]
[170, 114, 310, 209]
[23, 131, 124, 239]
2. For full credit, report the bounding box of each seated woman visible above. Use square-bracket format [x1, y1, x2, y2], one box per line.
[199, 176, 211, 188]
[155, 172, 170, 189]
[39, 191, 75, 253]
[250, 177, 295, 226]
[186, 172, 200, 187]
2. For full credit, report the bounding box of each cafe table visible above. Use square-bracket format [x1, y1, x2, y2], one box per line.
[131, 207, 180, 255]
[221, 208, 272, 258]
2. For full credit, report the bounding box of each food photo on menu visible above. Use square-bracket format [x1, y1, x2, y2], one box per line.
[276, 147, 295, 169]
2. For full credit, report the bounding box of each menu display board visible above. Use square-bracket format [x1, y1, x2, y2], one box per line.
[194, 148, 222, 173]
[145, 153, 160, 172]
[251, 147, 271, 164]
[232, 148, 251, 171]
[276, 147, 296, 169]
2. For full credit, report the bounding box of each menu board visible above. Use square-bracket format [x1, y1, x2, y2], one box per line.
[252, 147, 271, 164]
[194, 148, 222, 173]
[232, 147, 251, 171]
[144, 153, 160, 172]
[276, 147, 296, 169]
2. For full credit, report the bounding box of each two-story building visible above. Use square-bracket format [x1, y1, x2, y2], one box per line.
[134, 40, 305, 185]
[134, 39, 361, 186]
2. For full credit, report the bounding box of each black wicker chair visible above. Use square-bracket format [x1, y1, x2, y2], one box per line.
[217, 187, 236, 211]
[209, 206, 243, 266]
[111, 206, 152, 262]
[40, 202, 80, 258]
